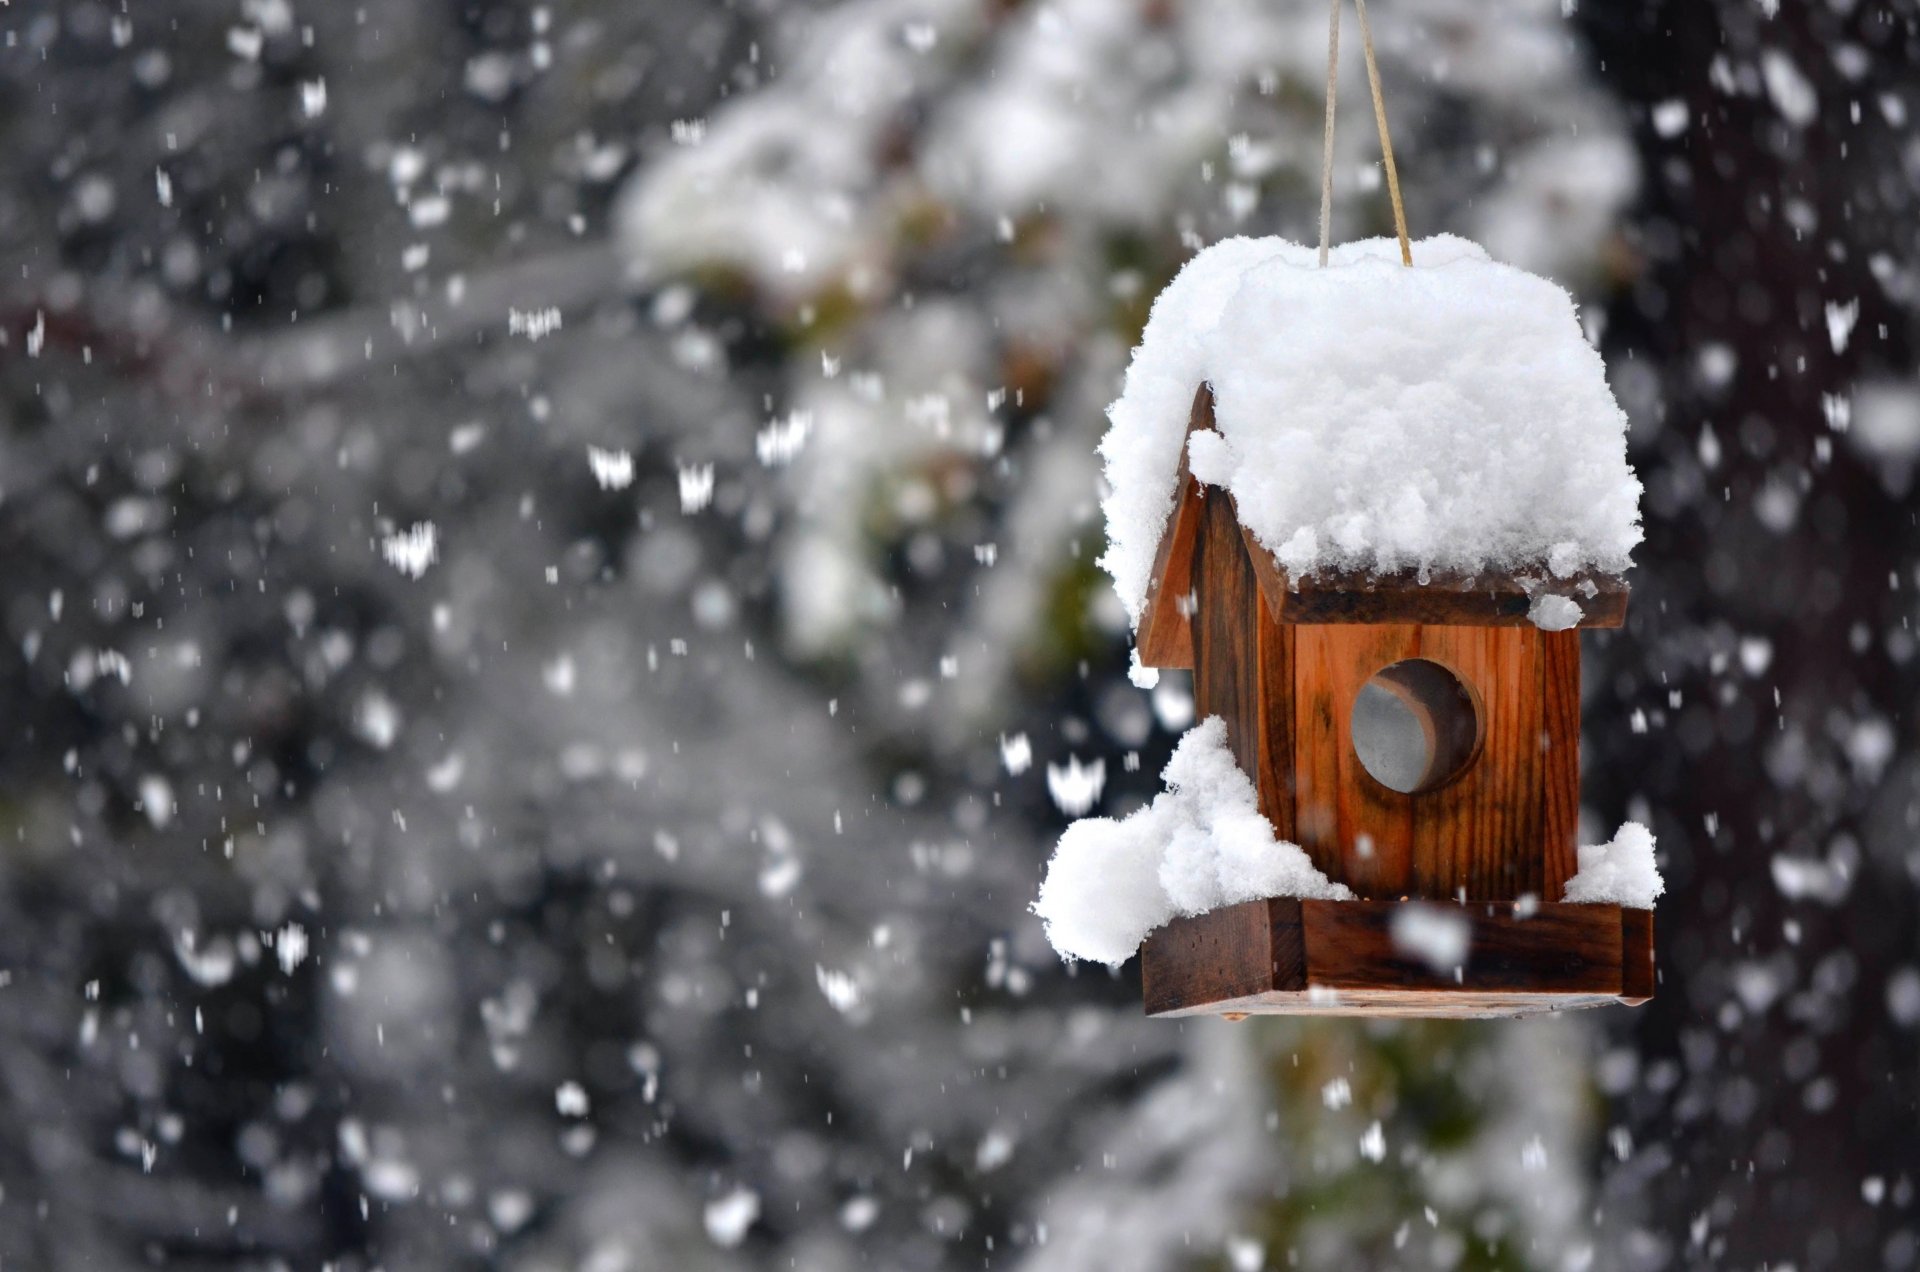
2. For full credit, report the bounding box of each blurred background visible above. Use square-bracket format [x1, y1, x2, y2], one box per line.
[3, 0, 1919, 1267]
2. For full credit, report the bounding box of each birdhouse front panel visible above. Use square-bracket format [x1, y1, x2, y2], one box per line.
[1287, 621, 1581, 905]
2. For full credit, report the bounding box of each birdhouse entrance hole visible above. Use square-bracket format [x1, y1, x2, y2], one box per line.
[1350, 658, 1481, 794]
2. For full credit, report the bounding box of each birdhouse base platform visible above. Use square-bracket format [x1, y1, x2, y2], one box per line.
[1141, 897, 1653, 1019]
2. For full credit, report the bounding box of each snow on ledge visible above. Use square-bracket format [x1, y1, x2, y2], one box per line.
[1561, 821, 1663, 909]
[1099, 234, 1643, 627]
[1031, 717, 1351, 967]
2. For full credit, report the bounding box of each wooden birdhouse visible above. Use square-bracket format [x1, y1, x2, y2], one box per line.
[1028, 10, 1659, 1018]
[1132, 386, 1651, 1019]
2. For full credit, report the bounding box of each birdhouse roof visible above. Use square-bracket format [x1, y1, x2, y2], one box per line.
[1100, 235, 1643, 632]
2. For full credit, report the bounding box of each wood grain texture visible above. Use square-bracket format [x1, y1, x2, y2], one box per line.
[1193, 490, 1262, 785]
[1243, 558, 1629, 628]
[1411, 626, 1545, 902]
[1239, 522, 1288, 625]
[1142, 897, 1648, 1018]
[1292, 624, 1419, 895]
[1134, 385, 1216, 669]
[1540, 630, 1582, 898]
[1253, 602, 1297, 837]
[1140, 898, 1303, 1016]
[1302, 899, 1622, 994]
[1620, 906, 1655, 1004]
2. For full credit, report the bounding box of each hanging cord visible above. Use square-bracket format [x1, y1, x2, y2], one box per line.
[1317, 0, 1340, 267]
[1351, 0, 1411, 265]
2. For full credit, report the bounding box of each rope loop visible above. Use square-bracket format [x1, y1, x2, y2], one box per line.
[1317, 0, 1411, 268]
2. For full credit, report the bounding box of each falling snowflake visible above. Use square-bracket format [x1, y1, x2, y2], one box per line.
[587, 445, 634, 490]
[1389, 904, 1470, 975]
[755, 412, 813, 467]
[381, 522, 438, 578]
[275, 923, 310, 976]
[1046, 755, 1105, 816]
[678, 463, 715, 513]
[704, 1188, 759, 1248]
[816, 966, 861, 1015]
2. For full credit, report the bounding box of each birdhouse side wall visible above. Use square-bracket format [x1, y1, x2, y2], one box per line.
[1190, 488, 1296, 840]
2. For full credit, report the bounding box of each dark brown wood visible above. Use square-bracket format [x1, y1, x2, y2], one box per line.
[1303, 898, 1620, 994]
[1252, 601, 1296, 838]
[1241, 556, 1629, 629]
[1193, 490, 1260, 784]
[1140, 898, 1304, 1016]
[1411, 626, 1546, 901]
[1187, 481, 1298, 836]
[1134, 386, 1217, 669]
[1142, 897, 1648, 1018]
[1239, 522, 1288, 625]
[1620, 906, 1655, 1004]
[1540, 630, 1583, 899]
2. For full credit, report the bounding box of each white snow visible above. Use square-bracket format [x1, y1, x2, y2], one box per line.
[1651, 99, 1690, 137]
[488, 1189, 535, 1234]
[815, 965, 862, 1015]
[355, 691, 401, 750]
[998, 731, 1032, 776]
[1390, 903, 1471, 975]
[1527, 593, 1584, 632]
[1769, 838, 1858, 905]
[587, 445, 634, 490]
[1888, 969, 1920, 1028]
[275, 922, 309, 976]
[508, 307, 562, 341]
[756, 412, 813, 466]
[704, 1187, 760, 1248]
[409, 194, 451, 229]
[1848, 382, 1920, 480]
[381, 522, 438, 578]
[840, 1195, 880, 1233]
[1099, 235, 1642, 627]
[299, 78, 327, 118]
[1032, 717, 1351, 966]
[174, 933, 236, 987]
[1561, 822, 1663, 909]
[1760, 49, 1818, 127]
[1824, 298, 1860, 353]
[678, 463, 715, 513]
[1045, 755, 1105, 816]
[138, 774, 175, 829]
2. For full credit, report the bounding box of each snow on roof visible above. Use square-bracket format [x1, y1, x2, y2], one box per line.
[1099, 235, 1643, 627]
